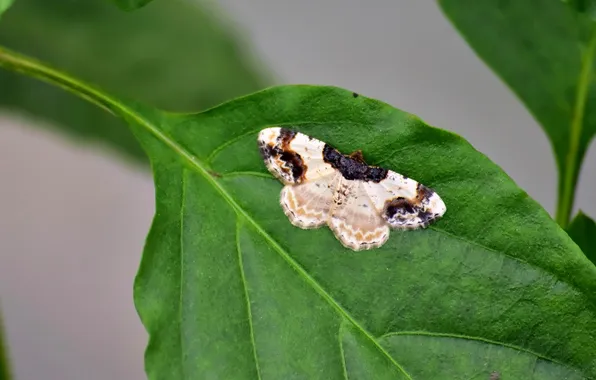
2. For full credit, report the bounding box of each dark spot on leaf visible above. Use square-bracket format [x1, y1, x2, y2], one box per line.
[352, 92, 359, 98]
[207, 170, 222, 178]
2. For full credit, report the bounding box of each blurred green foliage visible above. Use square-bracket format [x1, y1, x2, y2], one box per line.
[0, 0, 269, 164]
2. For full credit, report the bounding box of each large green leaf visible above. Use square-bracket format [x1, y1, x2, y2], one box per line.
[3, 47, 596, 378]
[129, 86, 596, 379]
[439, 0, 596, 228]
[0, 0, 268, 163]
[568, 211, 596, 264]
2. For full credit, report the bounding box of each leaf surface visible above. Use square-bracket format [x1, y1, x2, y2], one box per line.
[0, 0, 267, 163]
[439, 0, 596, 228]
[568, 211, 596, 264]
[127, 85, 596, 379]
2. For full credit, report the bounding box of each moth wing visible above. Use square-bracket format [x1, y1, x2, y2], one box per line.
[328, 179, 390, 251]
[280, 174, 338, 229]
[363, 170, 446, 229]
[258, 127, 336, 185]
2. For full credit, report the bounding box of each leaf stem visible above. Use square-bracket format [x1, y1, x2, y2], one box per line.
[556, 27, 596, 229]
[0, 45, 122, 117]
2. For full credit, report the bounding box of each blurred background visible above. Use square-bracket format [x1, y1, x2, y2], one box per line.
[0, 0, 595, 379]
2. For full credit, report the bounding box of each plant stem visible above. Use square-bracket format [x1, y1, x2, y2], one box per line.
[556, 27, 596, 229]
[0, 45, 122, 117]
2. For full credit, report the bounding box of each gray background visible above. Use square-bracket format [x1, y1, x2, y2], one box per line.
[1, 1, 595, 379]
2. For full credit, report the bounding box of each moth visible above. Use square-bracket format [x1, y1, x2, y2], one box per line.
[257, 127, 446, 251]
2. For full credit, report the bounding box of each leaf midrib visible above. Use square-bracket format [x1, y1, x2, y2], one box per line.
[235, 218, 263, 380]
[557, 25, 596, 228]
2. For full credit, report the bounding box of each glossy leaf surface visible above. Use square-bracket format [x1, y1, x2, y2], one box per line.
[127, 86, 596, 379]
[440, 0, 596, 228]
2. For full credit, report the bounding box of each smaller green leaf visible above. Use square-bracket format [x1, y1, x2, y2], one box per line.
[0, 0, 14, 18]
[439, 0, 596, 228]
[568, 211, 596, 264]
[109, 0, 153, 11]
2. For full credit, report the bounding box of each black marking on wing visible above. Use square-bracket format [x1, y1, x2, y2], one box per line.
[322, 144, 388, 182]
[258, 128, 308, 183]
[382, 183, 439, 226]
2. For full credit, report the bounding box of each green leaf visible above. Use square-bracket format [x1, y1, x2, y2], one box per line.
[109, 0, 153, 11]
[132, 86, 596, 378]
[439, 0, 596, 229]
[3, 48, 596, 378]
[0, 0, 14, 19]
[0, 0, 268, 164]
[568, 211, 596, 264]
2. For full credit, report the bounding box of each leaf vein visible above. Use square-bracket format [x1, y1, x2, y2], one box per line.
[179, 168, 188, 380]
[221, 171, 274, 179]
[338, 321, 350, 380]
[235, 219, 263, 380]
[430, 226, 536, 271]
[557, 25, 596, 227]
[205, 129, 261, 165]
[380, 331, 567, 367]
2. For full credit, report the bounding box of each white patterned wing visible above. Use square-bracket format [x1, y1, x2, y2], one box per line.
[280, 174, 338, 229]
[328, 179, 390, 251]
[258, 127, 336, 185]
[363, 170, 446, 229]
